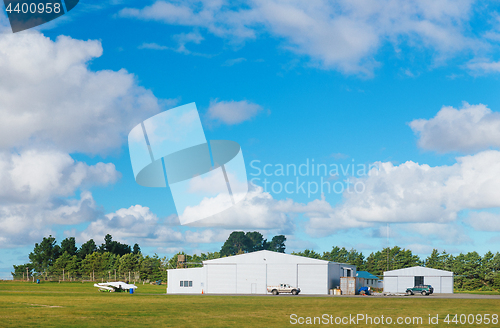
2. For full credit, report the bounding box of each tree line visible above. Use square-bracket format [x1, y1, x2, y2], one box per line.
[293, 246, 500, 291]
[11, 231, 286, 282]
[12, 234, 166, 282]
[12, 233, 500, 291]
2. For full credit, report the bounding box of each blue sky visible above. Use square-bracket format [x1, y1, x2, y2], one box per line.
[1, 0, 500, 279]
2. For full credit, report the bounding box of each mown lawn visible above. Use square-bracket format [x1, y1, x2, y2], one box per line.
[1, 281, 499, 327]
[455, 290, 500, 295]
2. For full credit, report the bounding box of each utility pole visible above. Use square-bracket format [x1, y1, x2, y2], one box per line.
[26, 267, 29, 282]
[63, 269, 65, 282]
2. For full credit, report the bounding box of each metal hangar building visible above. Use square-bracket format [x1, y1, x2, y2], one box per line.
[167, 250, 357, 295]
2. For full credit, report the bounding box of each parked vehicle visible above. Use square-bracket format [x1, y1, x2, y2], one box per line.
[406, 285, 434, 295]
[267, 283, 301, 295]
[358, 286, 371, 295]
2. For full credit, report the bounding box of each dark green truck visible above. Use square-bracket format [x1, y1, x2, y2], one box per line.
[406, 285, 434, 295]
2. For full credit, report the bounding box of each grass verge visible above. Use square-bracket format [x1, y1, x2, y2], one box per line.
[1, 281, 499, 327]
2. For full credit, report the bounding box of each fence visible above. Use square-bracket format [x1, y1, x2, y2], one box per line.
[11, 270, 166, 284]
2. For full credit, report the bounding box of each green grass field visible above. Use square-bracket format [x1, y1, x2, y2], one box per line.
[1, 281, 499, 327]
[455, 290, 500, 295]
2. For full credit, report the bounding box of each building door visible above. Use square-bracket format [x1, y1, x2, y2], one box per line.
[414, 276, 424, 286]
[298, 264, 328, 294]
[207, 264, 237, 294]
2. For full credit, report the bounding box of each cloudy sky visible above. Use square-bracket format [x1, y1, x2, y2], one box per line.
[1, 0, 500, 279]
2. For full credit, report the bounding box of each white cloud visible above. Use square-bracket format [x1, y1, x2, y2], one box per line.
[0, 149, 119, 204]
[0, 32, 167, 155]
[0, 26, 179, 251]
[187, 171, 230, 195]
[139, 31, 207, 56]
[187, 185, 295, 231]
[173, 31, 204, 54]
[403, 243, 435, 255]
[466, 211, 500, 232]
[184, 229, 230, 244]
[0, 149, 119, 247]
[401, 223, 472, 245]
[119, 0, 482, 75]
[410, 103, 500, 154]
[466, 59, 500, 74]
[75, 206, 238, 249]
[304, 150, 500, 236]
[206, 99, 264, 125]
[76, 205, 184, 246]
[222, 58, 247, 66]
[119, 1, 258, 40]
[152, 147, 500, 241]
[0, 191, 103, 248]
[139, 42, 169, 50]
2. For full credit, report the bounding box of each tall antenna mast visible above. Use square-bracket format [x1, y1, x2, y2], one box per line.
[387, 223, 389, 271]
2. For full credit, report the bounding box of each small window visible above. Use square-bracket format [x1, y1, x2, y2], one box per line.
[180, 281, 183, 287]
[189, 281, 193, 287]
[184, 280, 189, 287]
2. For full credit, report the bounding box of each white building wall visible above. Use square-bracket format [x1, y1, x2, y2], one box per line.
[425, 276, 441, 292]
[167, 267, 205, 294]
[236, 264, 267, 294]
[266, 264, 298, 288]
[298, 264, 328, 294]
[383, 276, 397, 293]
[440, 276, 454, 293]
[167, 251, 355, 295]
[398, 276, 414, 292]
[383, 266, 454, 293]
[206, 264, 236, 294]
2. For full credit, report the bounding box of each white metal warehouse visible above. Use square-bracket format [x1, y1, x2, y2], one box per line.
[383, 266, 454, 293]
[167, 250, 356, 295]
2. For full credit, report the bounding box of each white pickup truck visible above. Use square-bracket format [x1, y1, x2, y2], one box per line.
[267, 283, 301, 295]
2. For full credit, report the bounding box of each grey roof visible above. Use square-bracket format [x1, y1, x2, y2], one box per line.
[384, 266, 453, 276]
[203, 250, 329, 265]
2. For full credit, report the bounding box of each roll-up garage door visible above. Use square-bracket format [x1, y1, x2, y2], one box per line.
[206, 264, 236, 294]
[297, 264, 328, 295]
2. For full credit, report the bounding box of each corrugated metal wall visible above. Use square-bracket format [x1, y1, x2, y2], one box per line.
[166, 267, 204, 294]
[298, 264, 328, 294]
[383, 270, 454, 293]
[206, 264, 237, 294]
[168, 252, 355, 295]
[266, 264, 298, 288]
[202, 262, 331, 294]
[236, 264, 267, 294]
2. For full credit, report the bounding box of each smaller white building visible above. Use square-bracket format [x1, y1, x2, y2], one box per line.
[356, 271, 382, 289]
[383, 266, 454, 294]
